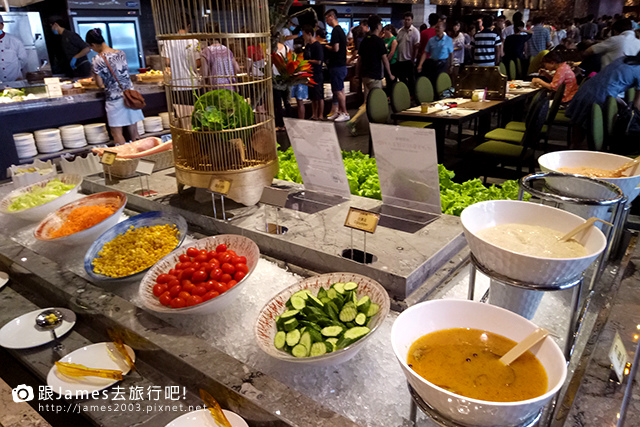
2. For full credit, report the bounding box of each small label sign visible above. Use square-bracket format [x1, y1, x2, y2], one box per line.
[136, 159, 155, 175]
[609, 331, 628, 382]
[100, 151, 118, 166]
[210, 178, 231, 195]
[260, 186, 289, 208]
[344, 207, 380, 234]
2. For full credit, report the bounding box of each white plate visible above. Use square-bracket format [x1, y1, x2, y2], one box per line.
[165, 409, 248, 427]
[0, 307, 76, 349]
[47, 342, 135, 395]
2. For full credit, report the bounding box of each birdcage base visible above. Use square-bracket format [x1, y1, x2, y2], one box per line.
[175, 160, 278, 207]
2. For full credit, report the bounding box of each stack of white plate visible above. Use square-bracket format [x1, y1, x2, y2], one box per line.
[137, 121, 145, 135]
[85, 123, 110, 144]
[143, 116, 163, 133]
[13, 133, 38, 159]
[34, 129, 64, 153]
[159, 112, 170, 129]
[59, 124, 87, 149]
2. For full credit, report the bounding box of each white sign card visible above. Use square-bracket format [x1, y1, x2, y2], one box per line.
[609, 331, 628, 382]
[283, 118, 351, 199]
[44, 77, 63, 98]
[260, 186, 289, 208]
[369, 123, 441, 214]
[135, 159, 155, 175]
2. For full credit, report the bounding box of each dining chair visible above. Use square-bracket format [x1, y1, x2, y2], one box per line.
[483, 90, 548, 144]
[386, 84, 433, 128]
[604, 96, 618, 143]
[626, 87, 636, 105]
[435, 73, 452, 100]
[499, 62, 507, 76]
[528, 50, 549, 76]
[515, 58, 522, 79]
[588, 103, 604, 151]
[415, 77, 434, 104]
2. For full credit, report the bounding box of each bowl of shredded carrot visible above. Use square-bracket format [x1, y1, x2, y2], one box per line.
[34, 191, 127, 246]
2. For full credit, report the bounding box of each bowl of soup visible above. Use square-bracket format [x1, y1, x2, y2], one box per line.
[461, 200, 607, 285]
[391, 299, 567, 426]
[539, 150, 640, 203]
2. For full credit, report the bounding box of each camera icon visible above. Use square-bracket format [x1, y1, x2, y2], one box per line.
[12, 384, 34, 403]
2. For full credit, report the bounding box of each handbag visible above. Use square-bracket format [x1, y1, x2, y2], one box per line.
[100, 53, 146, 110]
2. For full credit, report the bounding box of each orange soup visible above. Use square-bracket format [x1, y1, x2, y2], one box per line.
[407, 328, 548, 402]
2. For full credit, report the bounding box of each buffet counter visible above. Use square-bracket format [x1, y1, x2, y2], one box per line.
[0, 174, 639, 426]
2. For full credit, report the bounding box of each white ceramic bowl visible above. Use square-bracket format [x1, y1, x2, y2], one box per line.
[255, 272, 390, 367]
[460, 200, 607, 285]
[165, 409, 248, 427]
[391, 299, 567, 427]
[33, 191, 127, 246]
[539, 150, 640, 202]
[138, 235, 259, 315]
[0, 174, 83, 222]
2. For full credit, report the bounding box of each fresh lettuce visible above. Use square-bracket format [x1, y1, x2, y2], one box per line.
[9, 179, 75, 212]
[191, 89, 255, 132]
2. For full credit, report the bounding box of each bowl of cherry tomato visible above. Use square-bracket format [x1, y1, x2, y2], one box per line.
[138, 234, 259, 314]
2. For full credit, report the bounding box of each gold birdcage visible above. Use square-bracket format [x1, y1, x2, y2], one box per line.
[150, 0, 277, 206]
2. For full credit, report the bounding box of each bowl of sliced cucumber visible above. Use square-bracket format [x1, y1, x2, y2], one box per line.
[254, 272, 390, 366]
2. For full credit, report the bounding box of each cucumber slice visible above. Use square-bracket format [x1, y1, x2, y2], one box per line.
[321, 325, 344, 337]
[317, 287, 327, 299]
[280, 309, 299, 319]
[344, 281, 358, 291]
[320, 296, 331, 305]
[275, 315, 283, 331]
[286, 329, 301, 347]
[308, 328, 323, 343]
[327, 288, 338, 300]
[326, 337, 338, 349]
[339, 302, 357, 322]
[307, 294, 325, 309]
[324, 341, 335, 353]
[333, 282, 346, 294]
[310, 342, 327, 357]
[300, 331, 312, 352]
[283, 318, 299, 332]
[366, 303, 380, 318]
[300, 320, 322, 331]
[355, 312, 367, 326]
[274, 331, 286, 349]
[356, 296, 371, 313]
[292, 344, 308, 357]
[291, 290, 309, 300]
[289, 296, 306, 310]
[345, 322, 356, 329]
[344, 326, 370, 341]
[326, 302, 340, 323]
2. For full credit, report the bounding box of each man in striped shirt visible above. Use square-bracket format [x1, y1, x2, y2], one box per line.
[472, 16, 502, 66]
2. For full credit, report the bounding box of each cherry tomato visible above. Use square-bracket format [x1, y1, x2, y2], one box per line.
[234, 271, 246, 282]
[212, 281, 227, 293]
[234, 263, 249, 274]
[182, 281, 196, 293]
[179, 254, 191, 263]
[194, 254, 209, 264]
[209, 258, 220, 268]
[192, 270, 208, 283]
[181, 267, 195, 280]
[168, 269, 177, 277]
[198, 249, 207, 256]
[203, 291, 219, 301]
[216, 244, 227, 253]
[218, 252, 232, 264]
[187, 295, 203, 306]
[204, 280, 216, 291]
[220, 273, 232, 283]
[159, 291, 172, 306]
[174, 262, 184, 270]
[227, 280, 238, 288]
[169, 284, 182, 298]
[167, 279, 180, 289]
[227, 250, 237, 257]
[153, 284, 168, 297]
[207, 251, 218, 260]
[186, 247, 199, 258]
[191, 262, 201, 271]
[170, 297, 186, 308]
[230, 255, 241, 265]
[156, 274, 171, 284]
[202, 263, 214, 274]
[192, 285, 207, 296]
[209, 268, 223, 281]
[221, 263, 236, 275]
[236, 256, 247, 264]
[178, 291, 191, 300]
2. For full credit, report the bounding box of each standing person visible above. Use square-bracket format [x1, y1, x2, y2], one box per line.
[417, 22, 453, 84]
[528, 16, 552, 59]
[419, 13, 440, 59]
[290, 45, 308, 120]
[531, 51, 578, 103]
[0, 15, 27, 82]
[395, 12, 420, 94]
[282, 19, 299, 51]
[464, 24, 476, 65]
[302, 25, 324, 121]
[85, 28, 142, 145]
[200, 37, 240, 90]
[584, 18, 640, 69]
[449, 21, 465, 78]
[383, 24, 398, 86]
[503, 21, 532, 64]
[555, 21, 567, 47]
[580, 15, 598, 41]
[502, 12, 523, 39]
[346, 14, 394, 136]
[472, 16, 502, 66]
[324, 9, 350, 122]
[49, 18, 91, 78]
[494, 15, 507, 41]
[568, 19, 581, 43]
[272, 42, 291, 131]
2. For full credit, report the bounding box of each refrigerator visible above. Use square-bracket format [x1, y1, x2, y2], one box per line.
[73, 17, 144, 71]
[0, 12, 49, 74]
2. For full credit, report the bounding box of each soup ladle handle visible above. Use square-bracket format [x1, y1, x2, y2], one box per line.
[499, 328, 550, 366]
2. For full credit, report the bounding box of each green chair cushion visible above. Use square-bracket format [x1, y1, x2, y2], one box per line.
[474, 141, 524, 157]
[400, 121, 432, 128]
[484, 128, 524, 143]
[554, 110, 570, 124]
[505, 121, 548, 133]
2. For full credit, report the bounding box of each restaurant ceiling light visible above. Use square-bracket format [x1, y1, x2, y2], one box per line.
[430, 0, 458, 5]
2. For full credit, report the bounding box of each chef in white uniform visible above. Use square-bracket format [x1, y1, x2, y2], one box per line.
[0, 15, 27, 82]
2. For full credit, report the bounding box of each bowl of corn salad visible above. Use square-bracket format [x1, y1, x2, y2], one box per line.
[34, 192, 127, 246]
[84, 211, 188, 281]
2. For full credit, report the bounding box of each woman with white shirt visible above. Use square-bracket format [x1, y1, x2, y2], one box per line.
[449, 20, 466, 77]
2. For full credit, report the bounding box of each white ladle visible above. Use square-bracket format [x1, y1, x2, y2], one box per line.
[559, 217, 613, 243]
[500, 328, 550, 366]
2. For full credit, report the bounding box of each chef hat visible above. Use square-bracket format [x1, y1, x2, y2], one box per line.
[291, 17, 299, 26]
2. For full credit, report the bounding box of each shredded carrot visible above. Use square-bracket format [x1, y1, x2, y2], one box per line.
[50, 204, 117, 238]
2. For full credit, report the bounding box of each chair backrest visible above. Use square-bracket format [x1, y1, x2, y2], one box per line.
[415, 76, 434, 104]
[366, 88, 390, 124]
[499, 62, 507, 76]
[528, 50, 549, 75]
[546, 82, 565, 125]
[524, 90, 547, 128]
[509, 60, 517, 81]
[435, 72, 452, 99]
[626, 87, 636, 105]
[390, 81, 411, 113]
[589, 103, 604, 151]
[522, 97, 550, 154]
[515, 58, 522, 79]
[604, 95, 618, 139]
